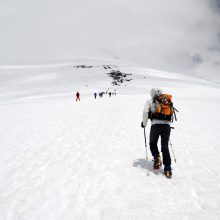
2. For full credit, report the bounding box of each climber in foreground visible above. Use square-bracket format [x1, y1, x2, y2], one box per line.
[141, 88, 177, 178]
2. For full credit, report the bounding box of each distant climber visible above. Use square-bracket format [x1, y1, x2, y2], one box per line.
[94, 92, 97, 99]
[99, 92, 104, 98]
[76, 92, 80, 101]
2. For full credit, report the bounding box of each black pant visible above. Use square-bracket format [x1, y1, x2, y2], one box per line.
[150, 124, 171, 167]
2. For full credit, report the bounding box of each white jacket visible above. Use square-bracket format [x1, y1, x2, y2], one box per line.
[142, 99, 171, 127]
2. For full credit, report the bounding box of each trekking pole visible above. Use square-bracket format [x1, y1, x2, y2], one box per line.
[144, 127, 150, 176]
[170, 127, 177, 163]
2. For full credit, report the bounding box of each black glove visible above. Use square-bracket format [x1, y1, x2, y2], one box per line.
[141, 122, 145, 128]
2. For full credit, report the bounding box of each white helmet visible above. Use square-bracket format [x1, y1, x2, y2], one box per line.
[150, 88, 162, 98]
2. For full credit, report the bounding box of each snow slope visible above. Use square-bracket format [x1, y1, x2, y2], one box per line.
[0, 62, 220, 219]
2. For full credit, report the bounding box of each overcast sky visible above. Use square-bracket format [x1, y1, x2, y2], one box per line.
[0, 0, 220, 78]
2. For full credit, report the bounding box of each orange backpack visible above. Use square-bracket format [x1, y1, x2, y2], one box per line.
[150, 94, 178, 121]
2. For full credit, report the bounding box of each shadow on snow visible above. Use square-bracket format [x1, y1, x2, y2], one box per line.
[133, 158, 164, 175]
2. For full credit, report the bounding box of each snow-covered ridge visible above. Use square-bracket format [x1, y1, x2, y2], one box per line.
[0, 59, 216, 105]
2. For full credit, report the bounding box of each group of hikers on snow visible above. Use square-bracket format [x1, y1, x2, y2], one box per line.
[141, 88, 178, 178]
[75, 90, 116, 101]
[97, 91, 116, 98]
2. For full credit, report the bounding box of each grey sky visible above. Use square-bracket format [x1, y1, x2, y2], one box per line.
[0, 0, 219, 80]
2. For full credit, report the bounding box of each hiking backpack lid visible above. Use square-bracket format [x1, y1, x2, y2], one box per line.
[150, 94, 178, 121]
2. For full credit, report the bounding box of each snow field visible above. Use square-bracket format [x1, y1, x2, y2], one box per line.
[0, 64, 220, 219]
